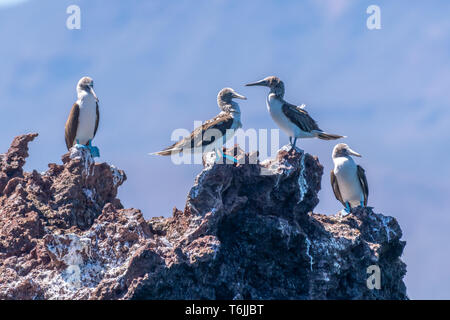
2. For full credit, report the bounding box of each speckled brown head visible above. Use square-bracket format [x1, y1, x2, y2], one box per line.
[332, 143, 362, 158]
[76, 76, 98, 101]
[217, 88, 246, 112]
[245, 76, 285, 97]
[77, 76, 94, 90]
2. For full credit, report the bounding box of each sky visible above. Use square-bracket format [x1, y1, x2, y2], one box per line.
[0, 0, 449, 299]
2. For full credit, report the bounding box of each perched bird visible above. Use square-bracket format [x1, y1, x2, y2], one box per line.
[65, 76, 100, 157]
[330, 143, 369, 214]
[152, 88, 246, 163]
[245, 76, 344, 149]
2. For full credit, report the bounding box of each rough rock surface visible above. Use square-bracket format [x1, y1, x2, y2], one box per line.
[0, 134, 407, 300]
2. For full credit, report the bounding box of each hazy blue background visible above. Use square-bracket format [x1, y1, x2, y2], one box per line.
[1, 0, 449, 299]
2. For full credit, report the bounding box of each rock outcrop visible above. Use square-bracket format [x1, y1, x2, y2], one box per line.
[0, 134, 407, 299]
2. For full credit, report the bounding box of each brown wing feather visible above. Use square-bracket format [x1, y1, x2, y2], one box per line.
[155, 113, 234, 155]
[330, 170, 345, 207]
[197, 113, 234, 148]
[281, 102, 321, 133]
[357, 165, 369, 206]
[65, 103, 80, 150]
[93, 102, 100, 137]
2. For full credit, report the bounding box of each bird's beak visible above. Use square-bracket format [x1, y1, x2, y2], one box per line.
[232, 92, 247, 100]
[348, 148, 362, 157]
[245, 79, 268, 87]
[89, 86, 99, 102]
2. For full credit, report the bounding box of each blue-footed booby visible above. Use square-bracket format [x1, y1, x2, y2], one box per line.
[65, 76, 100, 157]
[152, 88, 246, 163]
[330, 143, 369, 214]
[245, 76, 344, 149]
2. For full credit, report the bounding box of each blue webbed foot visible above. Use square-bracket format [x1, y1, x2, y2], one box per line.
[74, 139, 88, 150]
[214, 149, 238, 164]
[73, 140, 99, 157]
[359, 195, 365, 208]
[289, 137, 298, 151]
[223, 154, 238, 163]
[338, 202, 352, 217]
[89, 146, 100, 158]
[85, 140, 100, 158]
[345, 202, 351, 214]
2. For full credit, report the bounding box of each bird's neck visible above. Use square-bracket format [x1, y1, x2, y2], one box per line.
[333, 155, 354, 166]
[268, 93, 284, 105]
[270, 83, 285, 98]
[230, 109, 241, 122]
[219, 101, 241, 115]
[77, 89, 95, 102]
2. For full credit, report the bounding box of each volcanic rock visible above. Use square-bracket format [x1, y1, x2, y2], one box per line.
[0, 135, 407, 299]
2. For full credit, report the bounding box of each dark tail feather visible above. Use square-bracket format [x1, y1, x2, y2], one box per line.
[317, 132, 346, 140]
[151, 150, 173, 156]
[150, 146, 182, 156]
